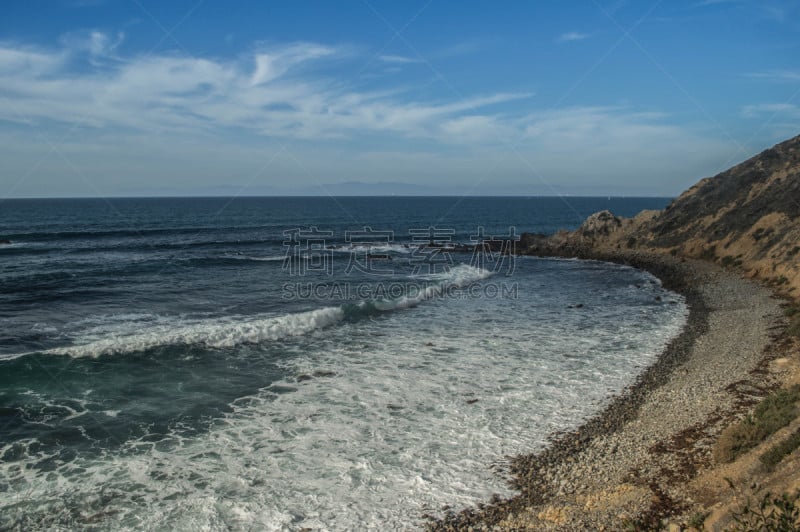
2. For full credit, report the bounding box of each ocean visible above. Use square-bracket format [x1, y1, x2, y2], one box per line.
[0, 196, 687, 530]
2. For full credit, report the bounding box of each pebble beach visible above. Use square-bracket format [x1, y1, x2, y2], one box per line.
[431, 251, 785, 530]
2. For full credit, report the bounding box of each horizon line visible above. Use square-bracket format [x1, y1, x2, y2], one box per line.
[0, 194, 676, 200]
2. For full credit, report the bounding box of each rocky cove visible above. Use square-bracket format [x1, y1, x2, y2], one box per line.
[429, 134, 800, 531]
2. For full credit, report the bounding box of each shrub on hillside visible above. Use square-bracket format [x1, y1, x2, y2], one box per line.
[714, 385, 800, 463]
[761, 427, 800, 471]
[730, 491, 800, 531]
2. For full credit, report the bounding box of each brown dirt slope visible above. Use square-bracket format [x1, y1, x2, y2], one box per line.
[526, 134, 800, 298]
[505, 134, 800, 530]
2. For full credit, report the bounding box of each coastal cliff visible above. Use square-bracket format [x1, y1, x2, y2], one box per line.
[518, 134, 800, 530]
[521, 133, 800, 297]
[433, 135, 800, 531]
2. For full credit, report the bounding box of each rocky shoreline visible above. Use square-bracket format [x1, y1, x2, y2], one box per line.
[429, 249, 785, 530]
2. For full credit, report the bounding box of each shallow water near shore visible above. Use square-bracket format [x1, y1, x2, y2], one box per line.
[0, 197, 686, 530]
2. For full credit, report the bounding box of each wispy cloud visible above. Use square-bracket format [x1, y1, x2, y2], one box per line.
[514, 106, 736, 191]
[741, 103, 800, 118]
[746, 70, 800, 83]
[60, 29, 125, 60]
[693, 0, 799, 25]
[250, 42, 338, 85]
[0, 33, 738, 196]
[557, 31, 590, 43]
[378, 54, 421, 64]
[0, 35, 529, 143]
[434, 40, 486, 59]
[693, 0, 743, 8]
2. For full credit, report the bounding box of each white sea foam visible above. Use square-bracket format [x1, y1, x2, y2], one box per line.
[367, 264, 493, 311]
[0, 262, 689, 530]
[42, 264, 491, 358]
[330, 243, 415, 254]
[0, 242, 29, 249]
[43, 306, 346, 358]
[224, 254, 286, 262]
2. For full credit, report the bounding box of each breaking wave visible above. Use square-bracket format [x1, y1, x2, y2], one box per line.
[38, 264, 492, 358]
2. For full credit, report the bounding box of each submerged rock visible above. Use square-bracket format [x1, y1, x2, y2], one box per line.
[296, 370, 335, 382]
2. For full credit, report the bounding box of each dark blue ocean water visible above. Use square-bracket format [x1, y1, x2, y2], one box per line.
[0, 196, 682, 530]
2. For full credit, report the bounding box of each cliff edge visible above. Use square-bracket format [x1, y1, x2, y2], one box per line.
[522, 134, 800, 297]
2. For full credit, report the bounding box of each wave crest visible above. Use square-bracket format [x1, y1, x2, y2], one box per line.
[41, 264, 491, 358]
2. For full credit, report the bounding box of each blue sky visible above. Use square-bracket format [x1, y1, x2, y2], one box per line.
[0, 0, 798, 197]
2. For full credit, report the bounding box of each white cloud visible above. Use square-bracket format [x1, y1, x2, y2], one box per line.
[0, 46, 65, 76]
[439, 115, 515, 144]
[378, 54, 420, 64]
[747, 70, 800, 83]
[0, 36, 532, 143]
[59, 29, 124, 59]
[514, 106, 737, 189]
[693, 1, 800, 25]
[523, 107, 672, 141]
[742, 103, 800, 118]
[0, 33, 740, 196]
[250, 42, 337, 85]
[89, 30, 123, 57]
[557, 31, 590, 43]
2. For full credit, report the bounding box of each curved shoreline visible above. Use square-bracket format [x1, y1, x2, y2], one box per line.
[430, 250, 784, 530]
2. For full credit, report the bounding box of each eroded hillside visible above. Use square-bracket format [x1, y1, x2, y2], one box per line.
[523, 134, 800, 297]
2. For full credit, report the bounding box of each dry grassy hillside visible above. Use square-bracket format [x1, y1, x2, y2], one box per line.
[530, 134, 800, 298]
[516, 135, 800, 530]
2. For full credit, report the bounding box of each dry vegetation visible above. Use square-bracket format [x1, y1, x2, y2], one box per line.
[714, 385, 800, 464]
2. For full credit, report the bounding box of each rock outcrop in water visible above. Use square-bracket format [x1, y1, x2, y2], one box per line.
[521, 133, 800, 297]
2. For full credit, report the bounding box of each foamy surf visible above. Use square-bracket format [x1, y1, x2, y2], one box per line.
[223, 254, 286, 262]
[2, 196, 687, 530]
[41, 306, 347, 358]
[0, 261, 689, 531]
[39, 264, 492, 358]
[330, 243, 416, 254]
